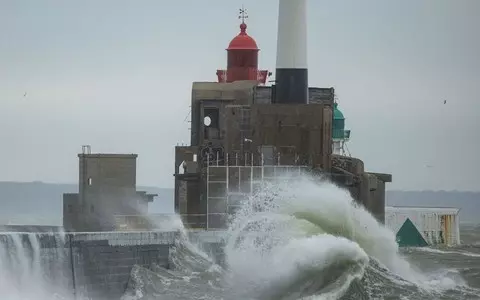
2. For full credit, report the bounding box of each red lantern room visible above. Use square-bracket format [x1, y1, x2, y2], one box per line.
[225, 22, 259, 83]
[216, 8, 269, 84]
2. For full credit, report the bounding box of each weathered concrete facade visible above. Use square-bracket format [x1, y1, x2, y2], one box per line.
[63, 149, 156, 232]
[331, 155, 392, 223]
[174, 82, 392, 227]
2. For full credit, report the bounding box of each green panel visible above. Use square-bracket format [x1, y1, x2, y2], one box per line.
[332, 128, 345, 139]
[396, 218, 428, 247]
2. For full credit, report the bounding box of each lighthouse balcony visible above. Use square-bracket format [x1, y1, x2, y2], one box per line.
[333, 129, 351, 140]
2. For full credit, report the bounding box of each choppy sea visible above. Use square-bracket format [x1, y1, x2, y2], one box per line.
[1, 176, 480, 299]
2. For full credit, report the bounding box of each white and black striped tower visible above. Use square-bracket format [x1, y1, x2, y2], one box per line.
[275, 0, 308, 104]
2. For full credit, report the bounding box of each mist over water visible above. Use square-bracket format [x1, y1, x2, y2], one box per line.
[1, 173, 480, 299]
[0, 232, 71, 300]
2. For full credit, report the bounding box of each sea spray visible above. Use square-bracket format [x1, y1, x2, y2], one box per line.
[126, 172, 475, 299]
[222, 173, 464, 298]
[123, 214, 225, 300]
[223, 176, 371, 299]
[0, 232, 71, 300]
[2, 173, 476, 299]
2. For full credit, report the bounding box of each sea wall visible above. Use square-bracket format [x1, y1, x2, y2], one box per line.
[69, 232, 176, 299]
[0, 231, 223, 300]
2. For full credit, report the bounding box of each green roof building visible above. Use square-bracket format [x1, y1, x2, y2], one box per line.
[332, 102, 350, 155]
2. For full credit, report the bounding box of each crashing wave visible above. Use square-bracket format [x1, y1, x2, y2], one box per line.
[1, 173, 478, 299]
[125, 174, 479, 299]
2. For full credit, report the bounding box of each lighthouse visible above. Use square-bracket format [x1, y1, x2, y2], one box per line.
[216, 8, 270, 84]
[274, 0, 308, 104]
[332, 102, 351, 155]
[174, 1, 392, 229]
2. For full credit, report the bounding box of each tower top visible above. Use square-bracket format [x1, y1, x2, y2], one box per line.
[216, 7, 269, 84]
[332, 102, 350, 141]
[227, 6, 258, 50]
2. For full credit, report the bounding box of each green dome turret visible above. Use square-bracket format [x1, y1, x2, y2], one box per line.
[333, 102, 345, 120]
[332, 102, 350, 140]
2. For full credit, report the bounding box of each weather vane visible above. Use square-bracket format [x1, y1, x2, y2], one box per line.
[239, 5, 248, 23]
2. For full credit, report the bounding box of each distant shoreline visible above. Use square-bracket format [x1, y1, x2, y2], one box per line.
[0, 181, 478, 224]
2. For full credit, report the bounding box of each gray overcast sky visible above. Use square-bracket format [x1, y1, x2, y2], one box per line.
[0, 0, 479, 191]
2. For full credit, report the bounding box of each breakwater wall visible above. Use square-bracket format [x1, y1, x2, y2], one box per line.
[0, 231, 225, 299]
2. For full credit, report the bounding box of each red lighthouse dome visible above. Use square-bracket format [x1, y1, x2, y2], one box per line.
[227, 23, 258, 50]
[216, 8, 269, 84]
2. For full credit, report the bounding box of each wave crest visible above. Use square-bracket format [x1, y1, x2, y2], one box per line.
[125, 174, 479, 299]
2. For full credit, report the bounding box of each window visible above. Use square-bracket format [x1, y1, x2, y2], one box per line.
[227, 50, 258, 68]
[204, 107, 220, 140]
[203, 107, 219, 128]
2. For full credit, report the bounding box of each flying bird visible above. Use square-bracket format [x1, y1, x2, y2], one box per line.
[443, 100, 447, 104]
[23, 92, 27, 97]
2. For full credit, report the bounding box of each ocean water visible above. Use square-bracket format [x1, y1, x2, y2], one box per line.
[1, 176, 480, 299]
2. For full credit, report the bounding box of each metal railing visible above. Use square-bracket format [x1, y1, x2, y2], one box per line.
[174, 151, 358, 232]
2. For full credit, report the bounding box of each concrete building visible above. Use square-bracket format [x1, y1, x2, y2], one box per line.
[63, 146, 156, 232]
[173, 3, 392, 229]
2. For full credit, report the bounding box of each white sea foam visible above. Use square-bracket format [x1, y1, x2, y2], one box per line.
[222, 174, 468, 298]
[414, 246, 480, 258]
[0, 232, 71, 300]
